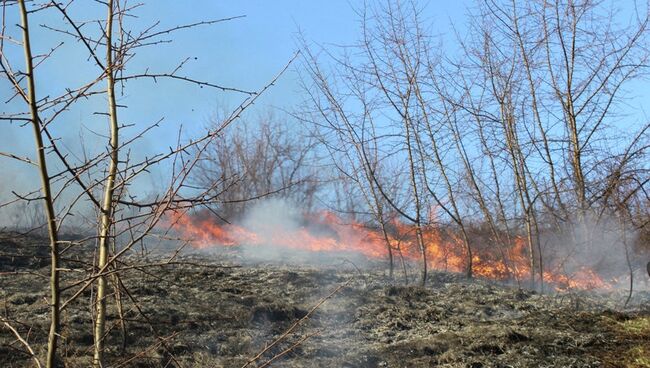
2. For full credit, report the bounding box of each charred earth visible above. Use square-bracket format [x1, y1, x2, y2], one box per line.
[1, 232, 649, 367]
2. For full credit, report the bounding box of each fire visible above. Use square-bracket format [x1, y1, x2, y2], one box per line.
[167, 210, 618, 291]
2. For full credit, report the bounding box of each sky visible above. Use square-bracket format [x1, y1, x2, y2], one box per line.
[0, 1, 470, 120]
[0, 1, 467, 205]
[1, 0, 647, 223]
[96, 0, 467, 136]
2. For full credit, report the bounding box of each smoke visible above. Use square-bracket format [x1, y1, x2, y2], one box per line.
[241, 198, 303, 242]
[238, 198, 304, 262]
[541, 213, 649, 291]
[196, 197, 372, 266]
[176, 198, 649, 293]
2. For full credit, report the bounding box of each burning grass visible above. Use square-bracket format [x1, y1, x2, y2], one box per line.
[168, 208, 644, 292]
[1, 232, 649, 367]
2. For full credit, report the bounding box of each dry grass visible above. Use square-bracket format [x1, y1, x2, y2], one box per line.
[1, 232, 650, 367]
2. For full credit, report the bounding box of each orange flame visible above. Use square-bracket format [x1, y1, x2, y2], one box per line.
[167, 210, 618, 291]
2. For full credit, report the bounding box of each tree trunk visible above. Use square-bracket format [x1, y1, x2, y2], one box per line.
[18, 1, 61, 366]
[94, 1, 118, 366]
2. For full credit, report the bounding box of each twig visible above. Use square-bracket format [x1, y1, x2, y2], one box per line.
[113, 332, 179, 368]
[257, 331, 320, 368]
[1, 318, 43, 368]
[116, 73, 257, 95]
[241, 280, 350, 368]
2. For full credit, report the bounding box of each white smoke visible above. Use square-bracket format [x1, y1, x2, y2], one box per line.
[541, 213, 649, 292]
[208, 197, 370, 266]
[241, 198, 303, 243]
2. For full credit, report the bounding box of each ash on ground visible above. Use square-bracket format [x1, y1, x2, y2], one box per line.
[1, 232, 649, 367]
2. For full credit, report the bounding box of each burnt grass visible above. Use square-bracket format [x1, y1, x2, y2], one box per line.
[1, 232, 650, 367]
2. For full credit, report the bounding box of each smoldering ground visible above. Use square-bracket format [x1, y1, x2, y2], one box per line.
[2, 230, 650, 367]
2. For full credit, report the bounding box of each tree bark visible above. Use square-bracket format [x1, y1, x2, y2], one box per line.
[18, 1, 61, 366]
[94, 1, 118, 366]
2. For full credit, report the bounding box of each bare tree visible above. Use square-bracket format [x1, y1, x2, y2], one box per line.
[1, 1, 295, 365]
[192, 112, 319, 222]
[16, 1, 61, 365]
[301, 0, 649, 289]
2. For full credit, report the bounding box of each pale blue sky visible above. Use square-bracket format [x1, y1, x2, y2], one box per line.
[0, 1, 467, 197]
[1, 0, 647, 217]
[0, 1, 449, 139]
[102, 0, 467, 134]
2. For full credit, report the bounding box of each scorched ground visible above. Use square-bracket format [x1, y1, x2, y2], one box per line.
[1, 232, 649, 367]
